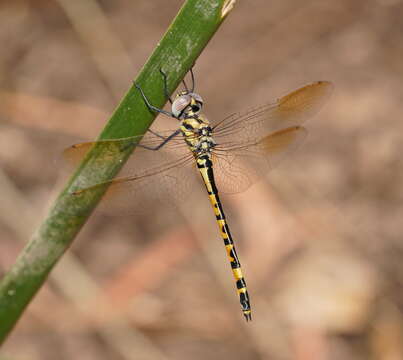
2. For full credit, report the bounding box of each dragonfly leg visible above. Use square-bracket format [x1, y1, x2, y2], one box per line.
[181, 67, 196, 93]
[159, 68, 173, 104]
[147, 128, 166, 139]
[118, 129, 180, 153]
[189, 66, 195, 93]
[137, 129, 181, 151]
[134, 82, 176, 118]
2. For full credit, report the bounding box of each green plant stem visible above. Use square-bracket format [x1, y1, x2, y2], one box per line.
[0, 0, 233, 344]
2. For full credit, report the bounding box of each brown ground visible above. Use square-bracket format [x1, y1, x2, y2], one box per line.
[1, 0, 403, 359]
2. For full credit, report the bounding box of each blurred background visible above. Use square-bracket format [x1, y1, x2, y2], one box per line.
[1, 0, 403, 359]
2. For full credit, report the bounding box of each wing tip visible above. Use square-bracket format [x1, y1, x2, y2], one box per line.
[276, 80, 334, 114]
[313, 80, 334, 92]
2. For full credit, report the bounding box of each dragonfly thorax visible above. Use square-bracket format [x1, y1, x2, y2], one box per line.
[180, 115, 215, 157]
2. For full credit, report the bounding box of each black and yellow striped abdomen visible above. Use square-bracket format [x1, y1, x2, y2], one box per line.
[196, 154, 252, 321]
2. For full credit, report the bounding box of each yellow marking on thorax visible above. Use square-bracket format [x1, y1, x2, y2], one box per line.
[181, 115, 214, 156]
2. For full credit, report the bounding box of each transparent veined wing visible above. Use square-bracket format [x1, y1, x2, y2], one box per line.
[63, 129, 197, 215]
[212, 81, 333, 144]
[212, 126, 308, 194]
[210, 81, 333, 194]
[63, 128, 186, 166]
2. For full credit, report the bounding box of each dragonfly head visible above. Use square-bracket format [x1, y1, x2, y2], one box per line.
[172, 92, 204, 119]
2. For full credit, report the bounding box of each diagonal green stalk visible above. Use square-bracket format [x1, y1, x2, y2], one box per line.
[0, 0, 235, 344]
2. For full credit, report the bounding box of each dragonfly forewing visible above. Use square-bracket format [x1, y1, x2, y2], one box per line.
[63, 129, 186, 166]
[212, 81, 333, 144]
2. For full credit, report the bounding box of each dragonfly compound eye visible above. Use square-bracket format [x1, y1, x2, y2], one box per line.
[172, 95, 191, 118]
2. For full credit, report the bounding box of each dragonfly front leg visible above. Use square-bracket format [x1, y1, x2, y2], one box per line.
[147, 128, 166, 139]
[134, 82, 176, 118]
[159, 68, 173, 104]
[137, 129, 181, 151]
[118, 129, 181, 153]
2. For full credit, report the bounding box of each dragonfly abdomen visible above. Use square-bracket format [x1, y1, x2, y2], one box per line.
[196, 155, 252, 321]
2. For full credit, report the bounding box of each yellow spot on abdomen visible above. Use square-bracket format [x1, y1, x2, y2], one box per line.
[225, 244, 234, 260]
[232, 268, 243, 281]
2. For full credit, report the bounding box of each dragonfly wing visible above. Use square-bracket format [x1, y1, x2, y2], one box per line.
[94, 149, 196, 215]
[63, 128, 185, 167]
[212, 126, 307, 194]
[212, 81, 333, 145]
[63, 130, 197, 215]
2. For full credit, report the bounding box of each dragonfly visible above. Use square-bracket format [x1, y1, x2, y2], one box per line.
[65, 69, 333, 321]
